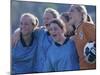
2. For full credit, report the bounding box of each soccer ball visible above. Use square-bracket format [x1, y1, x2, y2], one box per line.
[84, 41, 96, 64]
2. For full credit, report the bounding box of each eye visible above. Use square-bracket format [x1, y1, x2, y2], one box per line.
[54, 27, 58, 31]
[24, 22, 29, 25]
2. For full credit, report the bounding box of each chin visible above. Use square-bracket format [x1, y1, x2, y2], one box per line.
[22, 32, 29, 36]
[54, 37, 58, 42]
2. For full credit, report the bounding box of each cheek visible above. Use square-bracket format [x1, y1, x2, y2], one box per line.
[44, 18, 50, 24]
[24, 25, 30, 30]
[49, 29, 53, 35]
[71, 11, 77, 17]
[75, 12, 80, 17]
[72, 13, 76, 18]
[29, 26, 33, 31]
[56, 29, 62, 35]
[24, 25, 33, 32]
[44, 19, 47, 24]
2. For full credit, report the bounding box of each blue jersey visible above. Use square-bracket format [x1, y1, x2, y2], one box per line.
[44, 38, 80, 72]
[33, 28, 53, 72]
[12, 32, 38, 74]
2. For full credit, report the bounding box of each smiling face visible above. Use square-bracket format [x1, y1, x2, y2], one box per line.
[49, 22, 65, 41]
[43, 12, 54, 30]
[20, 15, 34, 36]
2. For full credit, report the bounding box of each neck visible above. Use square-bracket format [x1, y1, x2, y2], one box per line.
[22, 34, 32, 46]
[75, 18, 83, 28]
[55, 35, 66, 45]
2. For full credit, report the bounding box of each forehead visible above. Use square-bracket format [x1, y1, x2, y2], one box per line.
[50, 23, 60, 29]
[44, 12, 54, 18]
[20, 15, 32, 23]
[69, 6, 78, 12]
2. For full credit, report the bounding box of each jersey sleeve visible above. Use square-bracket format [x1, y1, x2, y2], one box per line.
[12, 28, 20, 48]
[34, 28, 46, 40]
[66, 40, 80, 70]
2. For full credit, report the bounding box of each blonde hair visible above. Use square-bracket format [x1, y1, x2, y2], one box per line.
[44, 8, 60, 19]
[71, 4, 87, 22]
[20, 13, 39, 28]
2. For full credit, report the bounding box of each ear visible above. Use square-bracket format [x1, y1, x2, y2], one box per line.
[32, 23, 36, 29]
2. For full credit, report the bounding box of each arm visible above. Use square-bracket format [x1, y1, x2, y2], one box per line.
[83, 23, 96, 42]
[11, 28, 20, 48]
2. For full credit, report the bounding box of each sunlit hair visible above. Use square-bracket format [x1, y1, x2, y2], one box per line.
[49, 18, 66, 34]
[20, 13, 39, 28]
[71, 4, 87, 22]
[43, 8, 60, 18]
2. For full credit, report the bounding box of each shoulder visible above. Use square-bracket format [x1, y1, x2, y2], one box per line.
[33, 27, 46, 37]
[67, 38, 76, 48]
[34, 26, 47, 33]
[82, 21, 95, 29]
[68, 38, 75, 44]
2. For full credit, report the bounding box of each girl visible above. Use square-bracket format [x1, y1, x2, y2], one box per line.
[44, 18, 80, 72]
[33, 8, 60, 72]
[69, 4, 96, 69]
[12, 13, 39, 74]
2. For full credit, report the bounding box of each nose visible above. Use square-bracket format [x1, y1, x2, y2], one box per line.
[52, 28, 56, 34]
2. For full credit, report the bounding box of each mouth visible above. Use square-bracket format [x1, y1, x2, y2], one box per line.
[52, 34, 57, 38]
[21, 29, 27, 33]
[45, 24, 49, 27]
